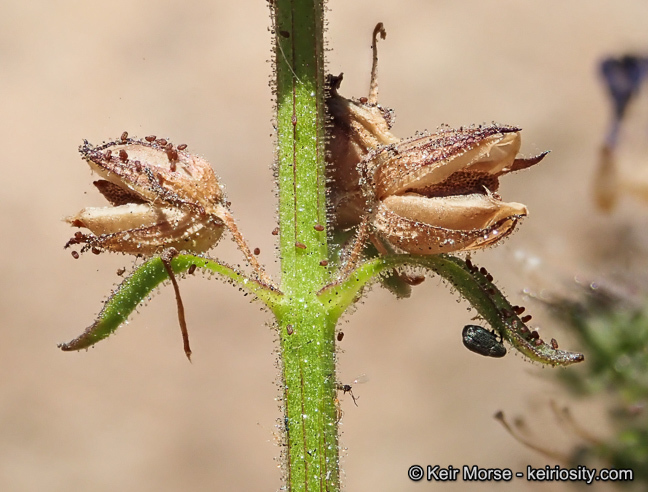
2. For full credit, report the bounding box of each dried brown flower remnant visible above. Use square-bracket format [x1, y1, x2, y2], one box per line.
[367, 125, 547, 254]
[65, 136, 226, 255]
[62, 136, 231, 360]
[326, 23, 398, 230]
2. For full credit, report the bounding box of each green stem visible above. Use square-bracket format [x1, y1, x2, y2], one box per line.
[319, 254, 584, 367]
[273, 1, 338, 491]
[59, 254, 280, 352]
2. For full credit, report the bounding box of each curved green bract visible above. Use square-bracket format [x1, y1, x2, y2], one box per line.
[320, 254, 584, 367]
[59, 254, 282, 352]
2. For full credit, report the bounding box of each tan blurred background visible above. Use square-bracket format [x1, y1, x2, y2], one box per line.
[2, 1, 648, 490]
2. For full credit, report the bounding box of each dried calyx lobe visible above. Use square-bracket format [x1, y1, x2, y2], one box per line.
[65, 135, 225, 256]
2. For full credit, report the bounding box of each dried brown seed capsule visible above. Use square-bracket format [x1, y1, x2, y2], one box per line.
[254, 247, 261, 255]
[272, 227, 280, 236]
[120, 131, 128, 141]
[104, 150, 112, 160]
[479, 267, 488, 276]
[369, 126, 547, 255]
[116, 267, 126, 276]
[145, 135, 156, 142]
[177, 144, 187, 151]
[513, 305, 526, 315]
[534, 338, 544, 346]
[359, 96, 368, 104]
[519, 325, 530, 334]
[465, 258, 474, 270]
[66, 137, 226, 256]
[157, 138, 168, 146]
[295, 241, 306, 249]
[530, 330, 540, 340]
[188, 264, 197, 275]
[337, 331, 344, 341]
[91, 247, 101, 255]
[319, 260, 329, 266]
[71, 251, 79, 259]
[286, 324, 294, 335]
[486, 273, 494, 282]
[550, 338, 559, 349]
[313, 224, 325, 231]
[521, 314, 533, 323]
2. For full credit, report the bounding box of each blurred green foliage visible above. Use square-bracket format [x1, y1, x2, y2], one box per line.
[549, 287, 648, 485]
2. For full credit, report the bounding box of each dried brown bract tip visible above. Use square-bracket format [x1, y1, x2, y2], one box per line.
[65, 135, 226, 256]
[367, 125, 547, 254]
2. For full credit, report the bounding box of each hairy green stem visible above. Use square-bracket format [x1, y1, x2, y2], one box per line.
[320, 254, 584, 366]
[273, 1, 338, 491]
[59, 254, 280, 352]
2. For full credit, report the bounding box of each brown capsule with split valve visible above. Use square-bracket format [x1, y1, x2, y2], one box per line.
[65, 136, 226, 256]
[366, 125, 547, 254]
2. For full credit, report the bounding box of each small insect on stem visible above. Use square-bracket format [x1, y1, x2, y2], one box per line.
[160, 248, 192, 361]
[462, 325, 507, 358]
[336, 383, 359, 406]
